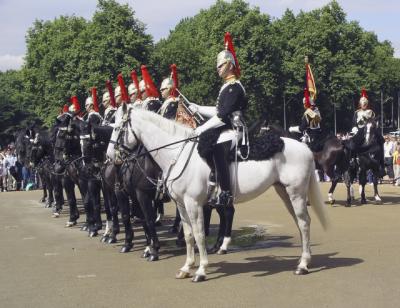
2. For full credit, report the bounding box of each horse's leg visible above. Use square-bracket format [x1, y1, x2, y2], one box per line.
[109, 191, 120, 244]
[116, 187, 133, 253]
[373, 170, 382, 203]
[359, 169, 367, 204]
[101, 181, 113, 242]
[327, 177, 338, 205]
[46, 175, 54, 208]
[207, 206, 226, 254]
[203, 204, 212, 237]
[217, 205, 235, 255]
[184, 198, 208, 282]
[41, 176, 48, 203]
[88, 179, 102, 237]
[136, 190, 160, 261]
[63, 176, 80, 226]
[53, 174, 65, 216]
[343, 171, 352, 207]
[175, 202, 195, 279]
[287, 186, 311, 275]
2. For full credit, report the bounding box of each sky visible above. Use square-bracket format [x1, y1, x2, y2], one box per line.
[0, 0, 399, 71]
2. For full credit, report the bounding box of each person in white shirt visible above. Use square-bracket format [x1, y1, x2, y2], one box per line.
[384, 135, 395, 180]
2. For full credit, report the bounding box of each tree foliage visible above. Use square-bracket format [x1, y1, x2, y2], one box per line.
[22, 0, 152, 126]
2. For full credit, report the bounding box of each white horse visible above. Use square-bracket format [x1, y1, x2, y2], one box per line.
[107, 107, 329, 282]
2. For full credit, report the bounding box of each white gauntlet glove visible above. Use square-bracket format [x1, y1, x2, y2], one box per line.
[289, 126, 301, 133]
[351, 127, 358, 135]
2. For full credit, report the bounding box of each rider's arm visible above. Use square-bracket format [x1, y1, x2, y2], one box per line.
[299, 115, 308, 133]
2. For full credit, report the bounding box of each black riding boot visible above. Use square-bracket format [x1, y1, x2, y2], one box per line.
[213, 141, 233, 207]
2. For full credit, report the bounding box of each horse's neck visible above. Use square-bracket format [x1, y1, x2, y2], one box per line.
[133, 118, 184, 173]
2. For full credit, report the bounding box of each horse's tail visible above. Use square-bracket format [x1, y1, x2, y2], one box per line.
[307, 167, 330, 230]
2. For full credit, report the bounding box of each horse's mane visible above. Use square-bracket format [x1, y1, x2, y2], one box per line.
[132, 108, 193, 138]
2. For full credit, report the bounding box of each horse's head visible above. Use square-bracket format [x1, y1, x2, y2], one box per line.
[55, 114, 81, 159]
[363, 117, 380, 145]
[107, 104, 138, 162]
[29, 130, 52, 167]
[15, 129, 33, 167]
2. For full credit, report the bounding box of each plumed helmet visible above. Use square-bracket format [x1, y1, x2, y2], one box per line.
[69, 96, 80, 113]
[102, 91, 110, 105]
[128, 83, 138, 96]
[105, 80, 116, 108]
[130, 70, 141, 100]
[85, 96, 93, 109]
[359, 88, 369, 107]
[216, 32, 240, 76]
[139, 79, 146, 93]
[140, 65, 159, 98]
[160, 77, 173, 92]
[114, 85, 121, 99]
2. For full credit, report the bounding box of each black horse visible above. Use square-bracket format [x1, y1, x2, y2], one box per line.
[54, 113, 87, 226]
[347, 119, 384, 204]
[79, 120, 118, 238]
[106, 106, 161, 260]
[29, 127, 65, 213]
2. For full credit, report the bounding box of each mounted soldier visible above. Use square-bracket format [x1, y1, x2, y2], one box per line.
[85, 87, 103, 126]
[289, 58, 322, 152]
[352, 88, 375, 134]
[190, 32, 248, 207]
[349, 88, 385, 176]
[129, 70, 142, 106]
[159, 64, 180, 120]
[102, 80, 117, 127]
[139, 65, 162, 112]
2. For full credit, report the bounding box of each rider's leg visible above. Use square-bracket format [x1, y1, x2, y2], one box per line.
[213, 141, 233, 207]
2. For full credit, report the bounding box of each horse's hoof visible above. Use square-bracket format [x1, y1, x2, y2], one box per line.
[329, 199, 335, 205]
[217, 249, 227, 255]
[142, 250, 151, 258]
[40, 198, 46, 203]
[80, 225, 88, 232]
[100, 235, 109, 243]
[294, 267, 309, 275]
[89, 231, 98, 238]
[120, 245, 132, 253]
[107, 237, 117, 244]
[207, 245, 220, 254]
[345, 203, 351, 208]
[52, 212, 60, 218]
[65, 221, 77, 227]
[147, 254, 159, 262]
[175, 270, 191, 279]
[361, 199, 367, 205]
[191, 275, 206, 283]
[374, 196, 382, 203]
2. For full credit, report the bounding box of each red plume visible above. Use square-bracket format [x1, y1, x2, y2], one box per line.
[303, 88, 311, 109]
[71, 96, 80, 112]
[170, 64, 179, 97]
[361, 87, 368, 98]
[141, 65, 159, 98]
[224, 32, 240, 77]
[130, 70, 141, 100]
[106, 80, 116, 108]
[62, 104, 69, 113]
[117, 73, 129, 103]
[91, 87, 99, 112]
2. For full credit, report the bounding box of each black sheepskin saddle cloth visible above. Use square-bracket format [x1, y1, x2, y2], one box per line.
[197, 128, 284, 162]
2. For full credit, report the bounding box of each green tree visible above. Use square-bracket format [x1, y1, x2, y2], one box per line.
[23, 0, 152, 126]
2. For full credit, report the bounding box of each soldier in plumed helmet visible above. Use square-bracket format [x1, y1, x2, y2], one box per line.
[189, 32, 247, 207]
[159, 64, 180, 119]
[289, 88, 322, 150]
[128, 70, 142, 107]
[102, 81, 117, 127]
[138, 65, 162, 113]
[352, 88, 375, 134]
[85, 87, 103, 126]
